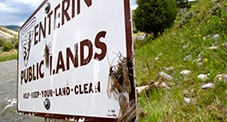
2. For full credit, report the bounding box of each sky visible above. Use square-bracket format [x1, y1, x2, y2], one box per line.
[0, 0, 137, 26]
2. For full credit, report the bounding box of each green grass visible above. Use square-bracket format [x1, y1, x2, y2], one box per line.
[0, 50, 17, 62]
[135, 0, 227, 121]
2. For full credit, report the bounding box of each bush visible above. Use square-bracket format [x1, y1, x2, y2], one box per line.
[0, 37, 18, 52]
[0, 38, 4, 47]
[2, 41, 13, 51]
[133, 0, 178, 38]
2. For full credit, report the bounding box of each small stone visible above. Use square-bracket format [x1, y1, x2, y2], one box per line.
[159, 72, 173, 81]
[136, 85, 149, 94]
[159, 82, 168, 87]
[197, 74, 210, 81]
[209, 46, 218, 50]
[154, 82, 171, 89]
[214, 74, 227, 83]
[164, 66, 174, 71]
[201, 83, 215, 89]
[180, 70, 191, 75]
[211, 34, 220, 40]
[183, 55, 192, 61]
[184, 97, 191, 104]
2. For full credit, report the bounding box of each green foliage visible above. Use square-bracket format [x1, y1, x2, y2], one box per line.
[12, 37, 18, 49]
[0, 38, 4, 47]
[2, 41, 13, 51]
[0, 52, 17, 62]
[0, 37, 18, 52]
[133, 0, 178, 37]
[135, 0, 227, 121]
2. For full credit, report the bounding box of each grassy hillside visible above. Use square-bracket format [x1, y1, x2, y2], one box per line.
[0, 26, 18, 38]
[135, 0, 227, 121]
[0, 26, 18, 61]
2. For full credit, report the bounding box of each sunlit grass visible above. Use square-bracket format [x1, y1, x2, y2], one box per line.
[0, 49, 17, 62]
[135, 0, 227, 121]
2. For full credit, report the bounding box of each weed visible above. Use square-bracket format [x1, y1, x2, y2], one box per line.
[135, 0, 227, 121]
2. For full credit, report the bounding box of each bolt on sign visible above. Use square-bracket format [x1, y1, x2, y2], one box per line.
[18, 0, 136, 121]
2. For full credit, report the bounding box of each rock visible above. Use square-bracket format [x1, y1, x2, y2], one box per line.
[136, 85, 149, 94]
[153, 81, 172, 89]
[164, 66, 174, 71]
[180, 70, 191, 75]
[183, 55, 192, 61]
[159, 72, 173, 81]
[197, 73, 210, 81]
[209, 46, 218, 50]
[155, 82, 167, 88]
[184, 97, 191, 104]
[214, 74, 227, 83]
[201, 83, 215, 89]
[211, 34, 220, 41]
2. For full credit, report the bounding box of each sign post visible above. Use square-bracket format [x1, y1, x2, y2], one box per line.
[18, 0, 136, 121]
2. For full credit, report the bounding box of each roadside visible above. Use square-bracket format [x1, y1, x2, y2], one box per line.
[0, 59, 43, 122]
[0, 49, 17, 62]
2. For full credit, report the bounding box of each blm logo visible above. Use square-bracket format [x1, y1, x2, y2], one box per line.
[20, 17, 36, 66]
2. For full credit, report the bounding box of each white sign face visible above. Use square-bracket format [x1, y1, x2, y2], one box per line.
[18, 0, 136, 121]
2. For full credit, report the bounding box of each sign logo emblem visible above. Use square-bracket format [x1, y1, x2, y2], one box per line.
[20, 17, 36, 66]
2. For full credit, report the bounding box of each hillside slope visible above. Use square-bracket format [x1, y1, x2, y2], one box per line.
[0, 26, 18, 39]
[0, 26, 18, 58]
[135, 0, 227, 121]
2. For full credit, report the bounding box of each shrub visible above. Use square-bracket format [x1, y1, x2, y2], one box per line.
[133, 0, 178, 38]
[2, 41, 13, 51]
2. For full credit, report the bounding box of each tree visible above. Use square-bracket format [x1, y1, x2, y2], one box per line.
[133, 0, 178, 38]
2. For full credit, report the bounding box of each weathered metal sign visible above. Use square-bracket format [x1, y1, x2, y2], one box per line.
[18, 0, 136, 121]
